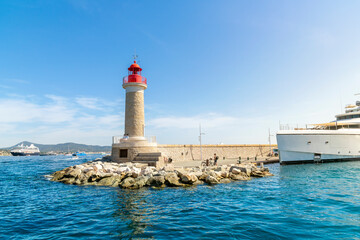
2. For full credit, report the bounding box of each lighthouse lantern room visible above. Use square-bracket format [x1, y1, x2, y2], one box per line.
[123, 61, 147, 85]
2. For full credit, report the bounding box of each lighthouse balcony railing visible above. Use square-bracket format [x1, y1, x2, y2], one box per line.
[112, 136, 156, 144]
[146, 136, 156, 143]
[123, 76, 147, 85]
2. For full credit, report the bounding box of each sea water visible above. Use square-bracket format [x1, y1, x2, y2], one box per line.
[0, 155, 359, 239]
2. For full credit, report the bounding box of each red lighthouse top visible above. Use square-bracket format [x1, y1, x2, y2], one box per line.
[123, 60, 147, 85]
[128, 61, 142, 72]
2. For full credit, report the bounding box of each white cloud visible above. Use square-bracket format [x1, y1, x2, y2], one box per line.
[0, 84, 12, 89]
[148, 114, 238, 129]
[0, 97, 75, 123]
[45, 94, 67, 103]
[98, 115, 122, 126]
[0, 123, 16, 133]
[3, 78, 30, 84]
[0, 94, 124, 147]
[75, 97, 122, 111]
[75, 97, 101, 110]
[0, 94, 280, 147]
[147, 113, 275, 145]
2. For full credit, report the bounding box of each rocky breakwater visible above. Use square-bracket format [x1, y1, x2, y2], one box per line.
[50, 160, 274, 189]
[0, 150, 11, 156]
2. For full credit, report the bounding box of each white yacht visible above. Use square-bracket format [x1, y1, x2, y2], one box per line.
[277, 100, 360, 164]
[10, 144, 40, 156]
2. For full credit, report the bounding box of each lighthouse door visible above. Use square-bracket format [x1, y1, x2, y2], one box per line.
[120, 149, 128, 158]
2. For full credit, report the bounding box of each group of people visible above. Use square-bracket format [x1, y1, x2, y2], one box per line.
[204, 153, 219, 166]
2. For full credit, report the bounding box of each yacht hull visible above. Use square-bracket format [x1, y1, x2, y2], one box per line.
[277, 130, 360, 165]
[11, 152, 40, 156]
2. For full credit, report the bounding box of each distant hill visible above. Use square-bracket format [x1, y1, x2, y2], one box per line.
[4, 141, 111, 153]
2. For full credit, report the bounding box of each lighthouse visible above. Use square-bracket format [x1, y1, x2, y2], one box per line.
[123, 60, 147, 140]
[111, 59, 162, 166]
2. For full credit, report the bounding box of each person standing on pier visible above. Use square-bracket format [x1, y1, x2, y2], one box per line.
[214, 153, 219, 166]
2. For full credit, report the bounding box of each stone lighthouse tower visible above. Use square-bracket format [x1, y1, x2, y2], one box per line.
[123, 60, 147, 140]
[111, 59, 161, 166]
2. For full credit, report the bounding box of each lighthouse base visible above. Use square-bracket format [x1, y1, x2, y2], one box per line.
[111, 139, 166, 168]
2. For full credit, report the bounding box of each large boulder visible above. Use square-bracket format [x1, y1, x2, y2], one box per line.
[230, 167, 241, 175]
[83, 170, 96, 181]
[250, 168, 274, 177]
[87, 171, 113, 182]
[140, 167, 155, 176]
[133, 176, 150, 189]
[205, 175, 219, 185]
[229, 172, 251, 181]
[219, 178, 232, 184]
[73, 178, 82, 185]
[74, 165, 84, 170]
[64, 167, 82, 178]
[114, 167, 131, 174]
[192, 171, 204, 179]
[147, 176, 166, 187]
[154, 170, 166, 176]
[239, 166, 252, 176]
[208, 170, 222, 180]
[230, 166, 251, 176]
[120, 177, 136, 188]
[134, 163, 148, 168]
[180, 173, 198, 184]
[213, 166, 224, 172]
[162, 165, 175, 172]
[192, 180, 204, 185]
[198, 172, 212, 181]
[263, 168, 274, 176]
[59, 177, 75, 185]
[164, 172, 184, 187]
[92, 164, 103, 172]
[82, 167, 93, 173]
[175, 169, 187, 178]
[51, 170, 66, 181]
[250, 170, 265, 177]
[131, 167, 141, 178]
[220, 171, 229, 178]
[102, 163, 117, 173]
[97, 175, 122, 187]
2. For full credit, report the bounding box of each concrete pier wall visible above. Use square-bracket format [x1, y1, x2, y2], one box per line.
[157, 144, 277, 162]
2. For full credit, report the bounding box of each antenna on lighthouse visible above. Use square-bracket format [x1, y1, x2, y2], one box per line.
[133, 49, 138, 62]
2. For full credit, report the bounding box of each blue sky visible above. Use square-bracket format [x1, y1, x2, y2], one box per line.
[1, 0, 360, 147]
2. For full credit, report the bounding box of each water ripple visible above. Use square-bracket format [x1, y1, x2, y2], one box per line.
[0, 156, 360, 239]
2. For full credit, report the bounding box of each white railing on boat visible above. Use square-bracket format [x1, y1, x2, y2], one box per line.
[279, 124, 309, 130]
